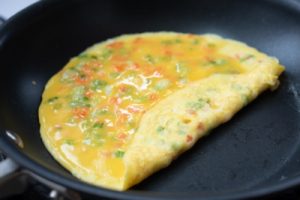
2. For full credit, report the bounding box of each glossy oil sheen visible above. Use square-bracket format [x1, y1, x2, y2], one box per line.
[0, 0, 300, 199]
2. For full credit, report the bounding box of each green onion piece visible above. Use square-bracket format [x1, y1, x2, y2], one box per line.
[115, 150, 125, 158]
[90, 79, 107, 91]
[186, 98, 207, 110]
[93, 122, 104, 129]
[100, 48, 113, 60]
[156, 126, 165, 134]
[144, 54, 155, 64]
[47, 96, 59, 104]
[240, 54, 255, 62]
[155, 79, 170, 90]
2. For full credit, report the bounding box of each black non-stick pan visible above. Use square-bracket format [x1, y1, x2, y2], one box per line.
[1, 0, 300, 199]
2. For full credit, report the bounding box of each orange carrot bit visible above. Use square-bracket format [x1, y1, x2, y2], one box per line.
[114, 64, 126, 72]
[75, 76, 89, 85]
[117, 132, 127, 140]
[107, 41, 124, 49]
[186, 134, 193, 143]
[73, 107, 90, 119]
[85, 90, 93, 98]
[85, 61, 103, 69]
[129, 62, 140, 70]
[116, 113, 129, 126]
[111, 55, 127, 62]
[149, 93, 158, 101]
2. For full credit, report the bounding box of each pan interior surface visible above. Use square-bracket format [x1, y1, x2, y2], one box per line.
[1, 0, 300, 199]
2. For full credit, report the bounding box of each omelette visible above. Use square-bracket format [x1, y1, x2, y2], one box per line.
[39, 32, 284, 190]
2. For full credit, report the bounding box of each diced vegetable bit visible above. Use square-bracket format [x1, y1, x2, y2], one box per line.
[78, 54, 98, 60]
[240, 54, 255, 62]
[186, 98, 208, 110]
[64, 139, 74, 145]
[171, 143, 182, 151]
[177, 121, 188, 135]
[155, 79, 170, 90]
[208, 58, 227, 66]
[177, 129, 186, 135]
[47, 96, 59, 104]
[90, 79, 107, 91]
[93, 122, 105, 129]
[186, 135, 193, 143]
[107, 41, 124, 49]
[61, 68, 79, 82]
[91, 108, 109, 118]
[134, 95, 148, 103]
[192, 39, 200, 45]
[175, 63, 188, 76]
[161, 38, 182, 45]
[156, 126, 165, 134]
[73, 107, 90, 119]
[144, 54, 155, 64]
[117, 132, 127, 140]
[207, 43, 216, 48]
[100, 48, 113, 60]
[241, 94, 250, 105]
[69, 86, 91, 107]
[84, 132, 104, 147]
[110, 72, 120, 79]
[114, 150, 125, 158]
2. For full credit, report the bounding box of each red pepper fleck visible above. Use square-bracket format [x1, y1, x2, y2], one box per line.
[114, 64, 126, 72]
[73, 107, 89, 119]
[75, 76, 88, 85]
[197, 122, 205, 132]
[186, 135, 193, 143]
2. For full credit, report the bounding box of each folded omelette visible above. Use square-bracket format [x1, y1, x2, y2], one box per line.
[39, 32, 284, 190]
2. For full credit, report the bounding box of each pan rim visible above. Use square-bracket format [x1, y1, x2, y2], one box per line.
[1, 135, 300, 200]
[1, 0, 300, 199]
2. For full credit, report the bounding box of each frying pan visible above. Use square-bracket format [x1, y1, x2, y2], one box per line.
[0, 0, 300, 199]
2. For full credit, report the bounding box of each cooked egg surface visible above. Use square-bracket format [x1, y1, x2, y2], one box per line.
[39, 32, 284, 190]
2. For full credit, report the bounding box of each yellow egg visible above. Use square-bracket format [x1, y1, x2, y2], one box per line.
[39, 32, 284, 190]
